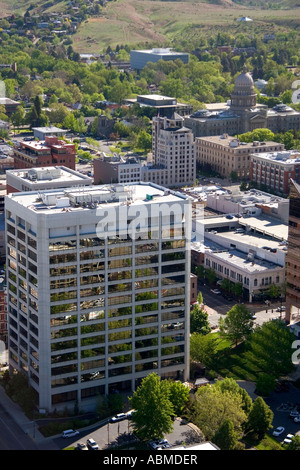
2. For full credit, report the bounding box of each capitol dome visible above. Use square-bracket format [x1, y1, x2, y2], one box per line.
[230, 66, 256, 111]
[234, 66, 254, 90]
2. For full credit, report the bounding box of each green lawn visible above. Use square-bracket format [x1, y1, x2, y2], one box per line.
[208, 333, 264, 382]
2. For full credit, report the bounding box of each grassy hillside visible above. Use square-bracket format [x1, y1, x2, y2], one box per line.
[72, 0, 300, 52]
[0, 0, 299, 53]
[0, 0, 69, 16]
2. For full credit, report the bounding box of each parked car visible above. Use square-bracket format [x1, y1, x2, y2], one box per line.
[283, 434, 294, 445]
[294, 416, 300, 423]
[148, 440, 162, 450]
[148, 439, 171, 449]
[76, 442, 88, 450]
[273, 426, 285, 437]
[86, 438, 99, 450]
[110, 413, 127, 422]
[290, 409, 299, 418]
[276, 306, 286, 312]
[126, 410, 135, 419]
[210, 289, 221, 295]
[61, 429, 79, 438]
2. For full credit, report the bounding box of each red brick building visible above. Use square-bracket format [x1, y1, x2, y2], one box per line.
[13, 136, 76, 171]
[251, 150, 300, 196]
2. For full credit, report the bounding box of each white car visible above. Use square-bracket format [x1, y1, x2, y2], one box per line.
[283, 434, 294, 445]
[272, 426, 285, 437]
[110, 413, 127, 422]
[210, 289, 221, 295]
[86, 438, 99, 450]
[294, 416, 300, 423]
[149, 439, 171, 450]
[61, 429, 79, 438]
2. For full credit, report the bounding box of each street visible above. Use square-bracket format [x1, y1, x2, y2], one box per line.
[0, 402, 39, 450]
[198, 283, 286, 328]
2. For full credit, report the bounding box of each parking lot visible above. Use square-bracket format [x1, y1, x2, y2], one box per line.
[51, 378, 300, 451]
[54, 416, 200, 450]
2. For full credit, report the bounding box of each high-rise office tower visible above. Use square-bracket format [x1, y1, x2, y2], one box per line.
[151, 114, 196, 187]
[5, 183, 191, 412]
[286, 179, 300, 324]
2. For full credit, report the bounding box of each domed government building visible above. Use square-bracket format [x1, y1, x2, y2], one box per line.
[184, 66, 300, 137]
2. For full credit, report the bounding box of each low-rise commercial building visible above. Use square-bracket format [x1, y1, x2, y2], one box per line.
[123, 94, 192, 118]
[130, 48, 189, 70]
[205, 248, 285, 303]
[13, 136, 76, 170]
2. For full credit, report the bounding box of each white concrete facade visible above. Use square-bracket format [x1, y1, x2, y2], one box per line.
[5, 183, 191, 412]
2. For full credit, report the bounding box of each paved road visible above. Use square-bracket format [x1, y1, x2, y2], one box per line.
[0, 402, 38, 450]
[198, 283, 284, 328]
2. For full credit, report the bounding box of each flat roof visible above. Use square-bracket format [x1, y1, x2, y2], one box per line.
[199, 214, 288, 240]
[32, 126, 67, 133]
[196, 134, 282, 149]
[7, 182, 188, 215]
[131, 48, 188, 56]
[208, 249, 283, 273]
[251, 150, 300, 164]
[238, 216, 288, 240]
[211, 230, 287, 252]
[7, 166, 92, 184]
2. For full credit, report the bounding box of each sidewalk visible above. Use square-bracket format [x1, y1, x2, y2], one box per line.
[0, 384, 59, 450]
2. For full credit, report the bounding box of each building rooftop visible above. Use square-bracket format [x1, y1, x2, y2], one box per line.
[131, 48, 188, 56]
[252, 150, 300, 164]
[7, 182, 189, 215]
[238, 215, 288, 240]
[196, 134, 281, 150]
[210, 229, 287, 253]
[209, 248, 282, 273]
[32, 126, 67, 134]
[7, 166, 92, 185]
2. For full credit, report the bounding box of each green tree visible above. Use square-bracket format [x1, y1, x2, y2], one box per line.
[266, 284, 281, 300]
[190, 383, 247, 441]
[214, 378, 252, 415]
[27, 95, 49, 128]
[245, 319, 295, 377]
[197, 291, 203, 304]
[11, 105, 25, 130]
[285, 435, 300, 450]
[129, 373, 174, 441]
[255, 373, 276, 397]
[213, 419, 241, 450]
[136, 130, 152, 152]
[219, 304, 254, 346]
[190, 304, 211, 335]
[167, 380, 190, 416]
[204, 267, 216, 285]
[190, 332, 219, 367]
[246, 396, 273, 440]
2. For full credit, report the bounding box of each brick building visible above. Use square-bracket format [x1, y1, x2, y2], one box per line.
[13, 136, 76, 170]
[196, 134, 284, 180]
[250, 150, 300, 196]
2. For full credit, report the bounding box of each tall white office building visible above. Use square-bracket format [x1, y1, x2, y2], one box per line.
[6, 183, 191, 412]
[149, 113, 196, 187]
